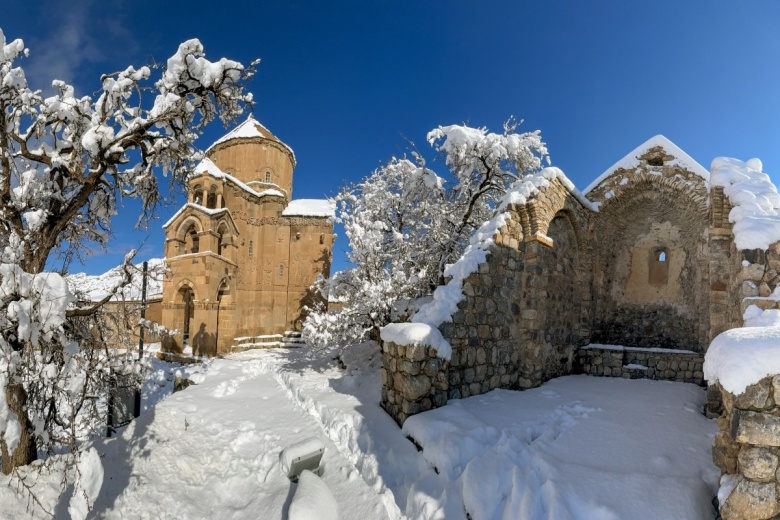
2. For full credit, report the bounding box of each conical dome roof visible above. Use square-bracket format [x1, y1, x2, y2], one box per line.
[206, 117, 295, 164]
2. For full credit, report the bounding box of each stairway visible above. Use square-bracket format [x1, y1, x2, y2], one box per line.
[231, 331, 306, 351]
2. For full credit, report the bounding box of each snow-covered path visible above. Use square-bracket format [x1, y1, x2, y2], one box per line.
[91, 357, 392, 519]
[0, 343, 720, 520]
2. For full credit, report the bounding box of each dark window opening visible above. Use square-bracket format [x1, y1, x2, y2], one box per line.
[647, 156, 664, 167]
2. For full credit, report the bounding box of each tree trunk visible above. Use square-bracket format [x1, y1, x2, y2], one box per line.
[1, 383, 36, 474]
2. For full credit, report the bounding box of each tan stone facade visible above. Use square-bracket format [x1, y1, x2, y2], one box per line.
[161, 119, 335, 356]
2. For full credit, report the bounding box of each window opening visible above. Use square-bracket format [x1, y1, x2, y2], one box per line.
[279, 264, 284, 277]
[249, 241, 253, 258]
[265, 171, 271, 183]
[649, 247, 669, 285]
[185, 225, 199, 254]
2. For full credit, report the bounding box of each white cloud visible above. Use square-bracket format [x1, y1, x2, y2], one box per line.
[22, 0, 137, 93]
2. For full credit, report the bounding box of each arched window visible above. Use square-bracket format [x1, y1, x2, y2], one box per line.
[265, 171, 271, 183]
[206, 186, 217, 209]
[217, 281, 229, 302]
[187, 226, 199, 254]
[649, 248, 669, 285]
[192, 184, 203, 205]
[217, 224, 229, 257]
[248, 240, 253, 258]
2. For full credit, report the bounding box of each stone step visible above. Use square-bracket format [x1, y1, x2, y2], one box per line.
[230, 331, 306, 351]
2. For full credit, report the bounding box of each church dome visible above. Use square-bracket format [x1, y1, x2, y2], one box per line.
[206, 117, 296, 167]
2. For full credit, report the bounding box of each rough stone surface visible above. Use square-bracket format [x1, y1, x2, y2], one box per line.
[715, 378, 780, 519]
[739, 447, 779, 483]
[732, 410, 780, 447]
[577, 345, 704, 385]
[721, 477, 779, 520]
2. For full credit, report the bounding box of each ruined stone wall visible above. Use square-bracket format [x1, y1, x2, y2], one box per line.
[381, 342, 448, 425]
[590, 183, 710, 351]
[381, 178, 595, 425]
[712, 377, 780, 519]
[577, 345, 704, 385]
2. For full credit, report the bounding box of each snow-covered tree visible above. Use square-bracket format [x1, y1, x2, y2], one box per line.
[303, 120, 547, 348]
[0, 27, 255, 515]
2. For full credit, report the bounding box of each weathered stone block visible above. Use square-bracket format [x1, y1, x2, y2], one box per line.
[732, 410, 780, 447]
[738, 447, 779, 483]
[406, 343, 427, 362]
[721, 477, 779, 520]
[403, 375, 432, 401]
[734, 379, 772, 410]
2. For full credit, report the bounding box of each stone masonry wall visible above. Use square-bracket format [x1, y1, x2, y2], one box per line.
[712, 377, 780, 519]
[381, 178, 594, 426]
[381, 341, 448, 425]
[577, 345, 704, 385]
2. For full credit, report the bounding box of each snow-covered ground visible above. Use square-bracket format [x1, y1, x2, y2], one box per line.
[0, 343, 719, 519]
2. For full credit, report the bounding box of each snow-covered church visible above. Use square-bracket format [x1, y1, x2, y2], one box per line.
[160, 118, 335, 356]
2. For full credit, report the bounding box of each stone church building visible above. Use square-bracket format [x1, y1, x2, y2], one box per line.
[160, 118, 335, 356]
[381, 135, 780, 426]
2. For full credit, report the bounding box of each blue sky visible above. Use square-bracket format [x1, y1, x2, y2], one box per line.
[4, 0, 780, 275]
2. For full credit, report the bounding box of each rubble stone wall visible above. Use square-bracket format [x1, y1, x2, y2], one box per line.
[380, 341, 448, 425]
[712, 377, 780, 520]
[577, 345, 704, 385]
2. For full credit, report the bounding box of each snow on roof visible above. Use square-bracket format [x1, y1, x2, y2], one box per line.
[67, 258, 164, 302]
[170, 158, 285, 228]
[162, 203, 230, 229]
[710, 157, 780, 250]
[583, 135, 710, 195]
[281, 199, 336, 218]
[205, 117, 296, 163]
[500, 167, 599, 213]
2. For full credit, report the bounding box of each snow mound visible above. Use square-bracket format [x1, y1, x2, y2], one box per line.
[288, 470, 338, 520]
[66, 258, 163, 302]
[282, 199, 336, 218]
[710, 156, 780, 250]
[584, 135, 710, 195]
[68, 447, 104, 520]
[704, 322, 780, 395]
[380, 323, 451, 360]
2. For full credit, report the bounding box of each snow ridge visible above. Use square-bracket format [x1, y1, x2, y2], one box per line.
[710, 157, 780, 250]
[583, 135, 710, 195]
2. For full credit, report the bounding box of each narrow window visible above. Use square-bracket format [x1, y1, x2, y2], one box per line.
[279, 264, 284, 277]
[189, 229, 199, 254]
[206, 187, 217, 209]
[192, 184, 203, 205]
[249, 241, 253, 258]
[649, 248, 669, 285]
[265, 172, 272, 183]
